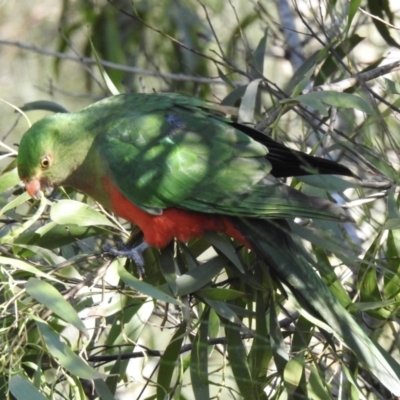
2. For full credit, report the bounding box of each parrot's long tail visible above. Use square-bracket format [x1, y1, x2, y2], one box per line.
[233, 218, 400, 394]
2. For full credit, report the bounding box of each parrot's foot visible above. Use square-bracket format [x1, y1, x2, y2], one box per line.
[103, 242, 150, 278]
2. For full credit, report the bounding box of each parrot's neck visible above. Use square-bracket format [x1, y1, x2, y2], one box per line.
[55, 113, 112, 208]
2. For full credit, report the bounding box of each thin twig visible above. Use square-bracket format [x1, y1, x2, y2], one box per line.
[359, 7, 400, 32]
[304, 60, 400, 93]
[0, 39, 229, 85]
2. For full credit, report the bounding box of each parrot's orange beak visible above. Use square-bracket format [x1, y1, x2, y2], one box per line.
[25, 178, 43, 199]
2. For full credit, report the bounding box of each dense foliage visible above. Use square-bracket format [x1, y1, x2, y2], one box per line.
[1, 1, 400, 399]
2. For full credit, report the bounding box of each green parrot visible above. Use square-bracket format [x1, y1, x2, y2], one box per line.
[16, 92, 400, 393]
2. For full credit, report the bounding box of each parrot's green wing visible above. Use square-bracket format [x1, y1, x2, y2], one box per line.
[96, 93, 348, 220]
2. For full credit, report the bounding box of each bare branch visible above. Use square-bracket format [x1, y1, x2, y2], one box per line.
[0, 39, 229, 85]
[304, 60, 400, 93]
[359, 6, 400, 31]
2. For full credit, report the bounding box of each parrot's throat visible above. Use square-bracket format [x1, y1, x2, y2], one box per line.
[102, 177, 250, 248]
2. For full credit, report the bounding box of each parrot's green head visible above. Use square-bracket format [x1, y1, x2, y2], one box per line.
[17, 114, 83, 199]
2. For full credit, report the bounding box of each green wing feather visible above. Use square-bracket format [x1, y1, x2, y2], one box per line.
[96, 93, 348, 221]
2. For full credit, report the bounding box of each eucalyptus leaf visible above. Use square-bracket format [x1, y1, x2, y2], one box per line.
[50, 199, 116, 227]
[9, 374, 47, 400]
[26, 278, 88, 336]
[36, 320, 106, 379]
[118, 264, 182, 306]
[294, 91, 375, 115]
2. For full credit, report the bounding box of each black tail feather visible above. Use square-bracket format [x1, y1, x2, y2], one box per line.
[232, 122, 354, 178]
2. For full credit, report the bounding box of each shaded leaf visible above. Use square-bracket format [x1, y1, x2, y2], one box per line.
[26, 278, 88, 336]
[0, 168, 20, 194]
[293, 91, 375, 115]
[196, 287, 245, 301]
[36, 320, 106, 379]
[367, 0, 400, 48]
[190, 310, 210, 400]
[118, 264, 182, 306]
[9, 374, 48, 400]
[157, 323, 187, 400]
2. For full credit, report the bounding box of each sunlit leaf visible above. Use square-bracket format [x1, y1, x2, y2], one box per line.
[50, 199, 116, 227]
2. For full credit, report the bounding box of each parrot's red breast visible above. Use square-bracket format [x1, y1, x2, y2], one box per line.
[102, 177, 249, 248]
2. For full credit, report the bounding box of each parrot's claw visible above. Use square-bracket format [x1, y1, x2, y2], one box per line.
[102, 242, 150, 278]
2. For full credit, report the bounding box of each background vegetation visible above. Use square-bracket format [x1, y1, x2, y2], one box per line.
[1, 0, 400, 399]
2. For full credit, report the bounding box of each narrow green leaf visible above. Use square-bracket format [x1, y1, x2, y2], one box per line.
[106, 295, 153, 347]
[217, 66, 234, 87]
[248, 270, 272, 380]
[341, 362, 368, 400]
[384, 78, 400, 95]
[196, 288, 245, 301]
[383, 218, 400, 230]
[314, 35, 364, 86]
[367, 0, 400, 48]
[0, 256, 64, 283]
[36, 320, 106, 379]
[203, 231, 244, 272]
[190, 311, 210, 400]
[159, 244, 178, 295]
[93, 379, 115, 400]
[13, 243, 66, 265]
[224, 320, 255, 397]
[295, 91, 375, 115]
[50, 199, 115, 227]
[0, 191, 31, 217]
[174, 254, 226, 296]
[205, 299, 242, 325]
[290, 222, 357, 265]
[26, 278, 88, 336]
[251, 28, 267, 79]
[307, 366, 331, 399]
[286, 50, 320, 95]
[0, 192, 48, 243]
[269, 301, 288, 372]
[347, 0, 362, 33]
[118, 264, 182, 306]
[298, 174, 356, 192]
[9, 374, 48, 400]
[221, 85, 247, 106]
[16, 221, 111, 249]
[0, 168, 20, 194]
[1, 159, 18, 175]
[157, 323, 187, 400]
[349, 299, 397, 312]
[284, 358, 304, 394]
[238, 79, 262, 123]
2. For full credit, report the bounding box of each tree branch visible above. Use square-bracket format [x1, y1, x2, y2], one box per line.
[304, 60, 400, 93]
[0, 39, 228, 85]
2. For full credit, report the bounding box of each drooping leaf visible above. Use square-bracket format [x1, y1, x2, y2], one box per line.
[9, 374, 48, 400]
[26, 278, 88, 336]
[292, 91, 375, 115]
[50, 199, 116, 227]
[36, 320, 106, 379]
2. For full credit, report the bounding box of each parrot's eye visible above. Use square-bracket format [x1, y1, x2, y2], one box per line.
[40, 155, 52, 170]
